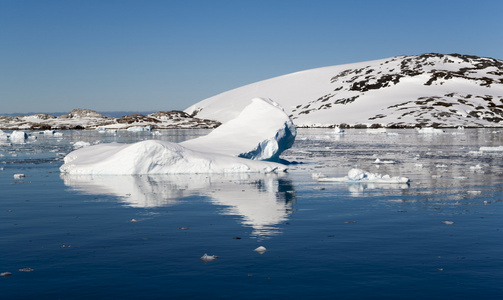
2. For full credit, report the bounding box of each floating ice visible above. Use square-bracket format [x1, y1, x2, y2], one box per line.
[317, 168, 409, 184]
[60, 98, 295, 175]
[373, 158, 395, 164]
[60, 140, 287, 175]
[9, 131, 28, 142]
[441, 221, 454, 225]
[18, 268, 34, 272]
[1, 272, 12, 278]
[479, 146, 503, 152]
[333, 127, 344, 134]
[366, 128, 387, 134]
[200, 254, 218, 263]
[127, 126, 152, 132]
[181, 98, 296, 161]
[417, 128, 444, 134]
[73, 141, 91, 149]
[254, 246, 267, 254]
[13, 174, 25, 179]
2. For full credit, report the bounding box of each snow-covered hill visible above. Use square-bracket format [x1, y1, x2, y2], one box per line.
[185, 53, 503, 128]
[0, 109, 221, 130]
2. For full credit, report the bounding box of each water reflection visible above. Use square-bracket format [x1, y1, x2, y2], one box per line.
[61, 173, 296, 238]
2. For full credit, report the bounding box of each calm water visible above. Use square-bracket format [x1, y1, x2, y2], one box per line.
[1, 128, 502, 299]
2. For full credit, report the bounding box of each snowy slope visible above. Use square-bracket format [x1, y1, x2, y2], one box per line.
[185, 53, 503, 127]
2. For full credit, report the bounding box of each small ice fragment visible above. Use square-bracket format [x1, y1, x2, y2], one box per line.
[200, 253, 218, 263]
[18, 268, 34, 272]
[129, 219, 138, 223]
[469, 164, 483, 171]
[480, 146, 503, 152]
[1, 272, 12, 278]
[466, 191, 481, 195]
[333, 126, 344, 134]
[415, 163, 423, 168]
[372, 158, 395, 164]
[254, 246, 267, 254]
[417, 128, 444, 134]
[73, 141, 91, 149]
[441, 221, 454, 225]
[13, 174, 25, 179]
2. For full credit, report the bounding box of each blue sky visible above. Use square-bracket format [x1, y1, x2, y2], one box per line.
[1, 0, 502, 114]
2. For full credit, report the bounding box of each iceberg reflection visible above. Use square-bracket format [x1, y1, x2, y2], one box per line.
[61, 173, 296, 237]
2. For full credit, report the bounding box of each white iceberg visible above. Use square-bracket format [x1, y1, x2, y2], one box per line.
[60, 98, 295, 175]
[9, 130, 28, 142]
[60, 140, 286, 175]
[317, 168, 410, 184]
[181, 98, 296, 161]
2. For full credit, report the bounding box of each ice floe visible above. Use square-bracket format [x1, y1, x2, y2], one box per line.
[479, 146, 503, 152]
[254, 246, 267, 254]
[316, 168, 409, 184]
[200, 254, 218, 263]
[417, 127, 444, 134]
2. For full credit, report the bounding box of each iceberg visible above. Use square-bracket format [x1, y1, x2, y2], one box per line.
[181, 98, 296, 161]
[60, 140, 286, 175]
[316, 168, 410, 184]
[60, 98, 295, 175]
[9, 130, 28, 142]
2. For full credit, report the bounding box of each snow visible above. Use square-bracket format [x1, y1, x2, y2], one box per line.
[316, 168, 410, 184]
[60, 99, 294, 175]
[181, 98, 296, 161]
[185, 54, 503, 128]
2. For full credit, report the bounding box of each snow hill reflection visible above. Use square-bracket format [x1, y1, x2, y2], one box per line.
[61, 173, 296, 238]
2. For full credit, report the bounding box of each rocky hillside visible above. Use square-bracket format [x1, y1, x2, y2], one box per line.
[186, 53, 503, 128]
[0, 109, 220, 130]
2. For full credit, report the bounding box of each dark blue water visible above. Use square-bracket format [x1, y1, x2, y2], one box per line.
[1, 129, 502, 299]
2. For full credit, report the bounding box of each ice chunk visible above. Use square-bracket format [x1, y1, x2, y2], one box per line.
[60, 140, 287, 175]
[73, 141, 91, 149]
[13, 174, 25, 179]
[479, 146, 503, 152]
[127, 126, 152, 132]
[181, 98, 296, 161]
[318, 168, 409, 184]
[200, 253, 218, 263]
[9, 130, 28, 142]
[254, 246, 267, 254]
[0, 130, 8, 140]
[372, 158, 395, 164]
[417, 128, 444, 134]
[333, 126, 344, 134]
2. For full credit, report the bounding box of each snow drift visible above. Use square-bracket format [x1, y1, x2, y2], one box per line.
[60, 98, 295, 175]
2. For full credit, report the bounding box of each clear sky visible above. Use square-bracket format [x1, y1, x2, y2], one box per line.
[1, 0, 502, 114]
